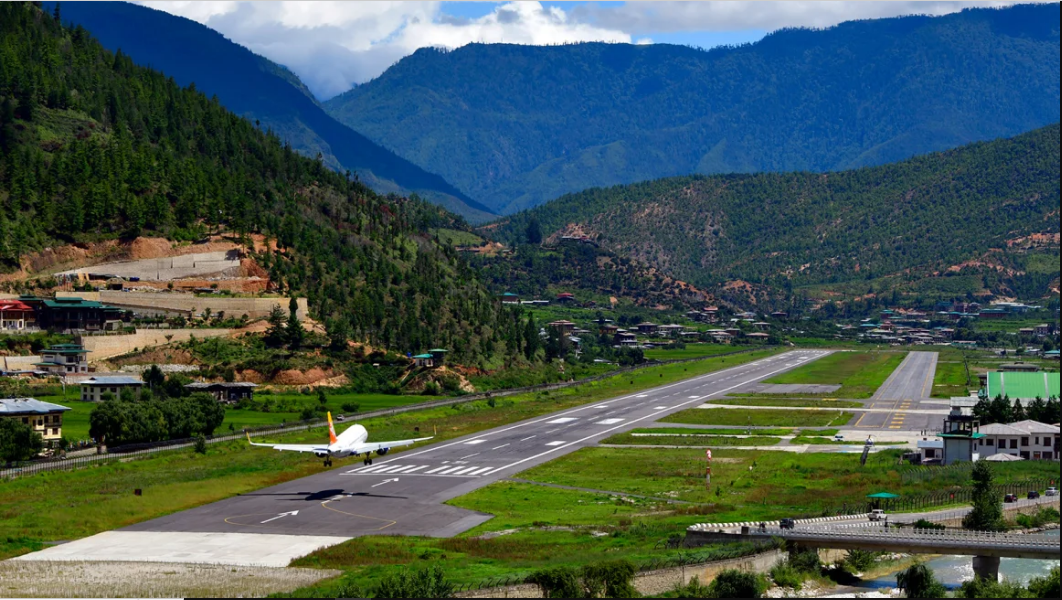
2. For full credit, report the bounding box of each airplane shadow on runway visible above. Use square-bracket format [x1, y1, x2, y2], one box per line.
[237, 489, 408, 501]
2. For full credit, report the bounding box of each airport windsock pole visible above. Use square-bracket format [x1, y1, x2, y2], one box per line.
[705, 449, 712, 491]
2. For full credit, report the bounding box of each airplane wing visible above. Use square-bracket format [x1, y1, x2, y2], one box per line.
[351, 437, 434, 455]
[247, 433, 329, 454]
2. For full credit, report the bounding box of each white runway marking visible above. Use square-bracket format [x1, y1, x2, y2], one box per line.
[546, 441, 566, 447]
[596, 419, 625, 425]
[520, 436, 537, 442]
[492, 444, 510, 450]
[460, 453, 480, 460]
[637, 395, 649, 398]
[465, 440, 487, 445]
[548, 418, 578, 424]
[654, 406, 668, 410]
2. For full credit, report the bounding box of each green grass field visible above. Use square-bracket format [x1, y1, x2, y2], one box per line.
[661, 409, 855, 428]
[644, 345, 747, 361]
[932, 360, 973, 399]
[623, 427, 798, 436]
[765, 351, 906, 399]
[602, 433, 783, 447]
[496, 448, 1061, 523]
[712, 398, 863, 409]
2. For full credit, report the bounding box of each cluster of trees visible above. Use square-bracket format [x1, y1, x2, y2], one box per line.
[88, 367, 225, 446]
[974, 395, 1060, 426]
[0, 2, 524, 366]
[0, 418, 43, 463]
[327, 3, 1059, 214]
[495, 125, 1059, 300]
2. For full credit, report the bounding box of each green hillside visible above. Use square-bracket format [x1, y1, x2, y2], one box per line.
[326, 4, 1060, 214]
[0, 2, 516, 364]
[490, 125, 1061, 302]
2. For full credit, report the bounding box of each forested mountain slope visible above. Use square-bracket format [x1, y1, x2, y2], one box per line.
[490, 125, 1061, 301]
[327, 3, 1060, 214]
[46, 1, 495, 222]
[0, 2, 518, 364]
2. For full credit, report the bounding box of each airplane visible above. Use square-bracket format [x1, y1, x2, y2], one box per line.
[247, 412, 433, 467]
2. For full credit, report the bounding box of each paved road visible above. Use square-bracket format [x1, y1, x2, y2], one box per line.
[123, 351, 831, 541]
[853, 351, 941, 433]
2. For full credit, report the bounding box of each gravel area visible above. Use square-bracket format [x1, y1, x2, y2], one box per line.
[0, 561, 339, 598]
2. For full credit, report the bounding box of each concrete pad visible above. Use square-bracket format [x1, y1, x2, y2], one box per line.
[12, 531, 351, 568]
[741, 383, 843, 395]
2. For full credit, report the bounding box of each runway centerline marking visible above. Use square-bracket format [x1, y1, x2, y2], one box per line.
[520, 436, 537, 442]
[379, 351, 829, 468]
[491, 444, 510, 450]
[482, 356, 835, 477]
[461, 453, 481, 460]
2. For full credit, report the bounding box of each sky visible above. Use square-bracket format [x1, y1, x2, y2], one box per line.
[132, 1, 1049, 100]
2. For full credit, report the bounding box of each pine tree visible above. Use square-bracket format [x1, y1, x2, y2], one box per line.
[286, 297, 305, 349]
[264, 305, 286, 348]
[962, 462, 1005, 532]
[524, 313, 540, 360]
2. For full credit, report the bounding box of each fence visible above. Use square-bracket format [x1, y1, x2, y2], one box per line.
[1, 347, 777, 480]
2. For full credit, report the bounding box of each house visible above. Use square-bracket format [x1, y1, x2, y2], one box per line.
[412, 354, 435, 368]
[771, 311, 788, 320]
[658, 324, 686, 337]
[0, 398, 71, 448]
[746, 332, 770, 341]
[917, 439, 945, 464]
[1046, 351, 1060, 360]
[499, 293, 521, 305]
[0, 300, 35, 331]
[1035, 324, 1052, 337]
[978, 309, 1008, 320]
[753, 322, 770, 331]
[707, 331, 733, 344]
[428, 349, 449, 366]
[20, 296, 126, 332]
[600, 324, 619, 336]
[80, 376, 145, 402]
[983, 371, 1060, 402]
[556, 293, 577, 304]
[635, 323, 658, 335]
[936, 399, 984, 465]
[184, 382, 258, 405]
[976, 421, 1059, 461]
[548, 321, 577, 336]
[615, 331, 638, 347]
[724, 328, 743, 338]
[703, 307, 721, 323]
[34, 344, 90, 375]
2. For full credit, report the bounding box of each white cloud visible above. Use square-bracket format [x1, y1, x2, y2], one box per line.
[133, 1, 630, 99]
[573, 1, 1051, 34]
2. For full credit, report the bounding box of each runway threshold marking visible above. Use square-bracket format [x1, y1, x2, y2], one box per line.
[361, 351, 827, 472]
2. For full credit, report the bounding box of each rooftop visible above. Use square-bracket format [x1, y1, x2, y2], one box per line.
[0, 398, 72, 415]
[185, 382, 259, 389]
[0, 300, 32, 311]
[1008, 420, 1060, 435]
[82, 376, 144, 386]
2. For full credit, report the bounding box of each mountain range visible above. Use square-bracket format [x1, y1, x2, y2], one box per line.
[490, 125, 1061, 303]
[47, 0, 496, 222]
[327, 3, 1060, 215]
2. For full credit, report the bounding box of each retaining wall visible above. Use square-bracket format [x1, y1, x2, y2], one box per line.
[57, 292, 308, 320]
[460, 549, 786, 598]
[81, 329, 232, 361]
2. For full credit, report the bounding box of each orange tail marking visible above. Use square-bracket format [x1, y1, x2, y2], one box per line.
[327, 412, 339, 445]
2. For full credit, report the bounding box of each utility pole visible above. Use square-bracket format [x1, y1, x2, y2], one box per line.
[705, 449, 712, 491]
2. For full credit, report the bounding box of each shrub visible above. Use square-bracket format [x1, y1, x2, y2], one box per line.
[843, 549, 880, 573]
[299, 408, 316, 421]
[670, 576, 713, 598]
[341, 402, 361, 414]
[914, 519, 946, 531]
[193, 435, 207, 454]
[528, 566, 583, 598]
[897, 564, 949, 599]
[957, 576, 1033, 598]
[582, 560, 637, 598]
[707, 570, 767, 598]
[788, 548, 821, 574]
[1028, 567, 1060, 598]
[770, 561, 805, 590]
[372, 565, 454, 599]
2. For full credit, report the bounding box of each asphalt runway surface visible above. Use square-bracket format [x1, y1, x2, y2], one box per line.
[124, 351, 831, 540]
[853, 351, 943, 433]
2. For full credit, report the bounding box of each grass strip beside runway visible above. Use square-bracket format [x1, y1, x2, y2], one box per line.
[764, 351, 906, 398]
[601, 433, 784, 447]
[661, 409, 855, 428]
[711, 398, 863, 409]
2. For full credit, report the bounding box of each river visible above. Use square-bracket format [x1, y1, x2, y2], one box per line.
[855, 529, 1060, 593]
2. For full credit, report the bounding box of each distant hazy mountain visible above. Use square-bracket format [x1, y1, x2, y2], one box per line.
[50, 1, 495, 222]
[491, 125, 1061, 302]
[327, 3, 1060, 215]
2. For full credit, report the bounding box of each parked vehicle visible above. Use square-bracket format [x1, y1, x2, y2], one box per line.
[869, 509, 887, 522]
[1047, 487, 1058, 497]
[1027, 491, 1041, 500]
[779, 518, 797, 530]
[1004, 494, 1018, 503]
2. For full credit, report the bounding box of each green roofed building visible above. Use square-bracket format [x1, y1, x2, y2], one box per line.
[985, 372, 1060, 401]
[20, 296, 126, 332]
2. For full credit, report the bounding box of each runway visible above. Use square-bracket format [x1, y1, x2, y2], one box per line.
[852, 352, 942, 433]
[19, 350, 830, 566]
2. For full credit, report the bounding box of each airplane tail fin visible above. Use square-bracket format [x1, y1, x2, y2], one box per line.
[327, 412, 339, 445]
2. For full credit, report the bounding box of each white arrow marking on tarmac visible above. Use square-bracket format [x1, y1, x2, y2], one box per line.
[373, 478, 400, 488]
[260, 511, 299, 524]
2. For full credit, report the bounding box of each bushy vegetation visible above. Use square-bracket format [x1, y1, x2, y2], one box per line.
[493, 124, 1059, 301]
[88, 392, 225, 446]
[896, 564, 948, 599]
[372, 565, 454, 599]
[963, 461, 1006, 532]
[975, 395, 1060, 427]
[0, 419, 43, 463]
[527, 560, 637, 598]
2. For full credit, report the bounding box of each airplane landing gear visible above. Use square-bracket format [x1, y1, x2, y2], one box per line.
[362, 458, 374, 466]
[324, 459, 333, 467]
